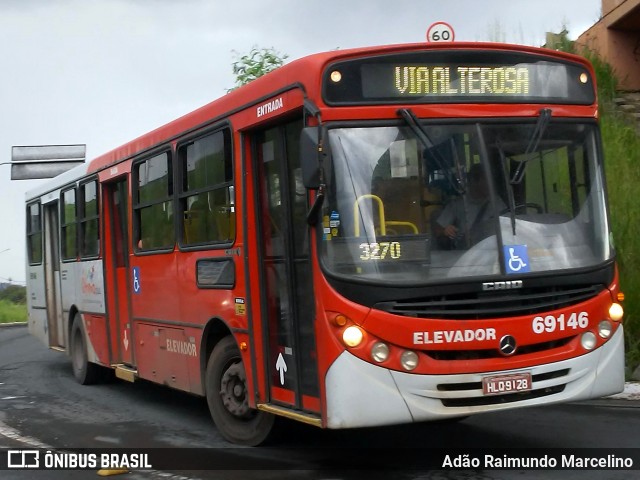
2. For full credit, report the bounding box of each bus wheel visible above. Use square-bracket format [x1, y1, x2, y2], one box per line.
[206, 336, 275, 446]
[70, 314, 102, 385]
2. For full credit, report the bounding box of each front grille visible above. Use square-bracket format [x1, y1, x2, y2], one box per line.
[424, 337, 573, 361]
[373, 284, 603, 319]
[437, 369, 570, 392]
[441, 385, 566, 407]
[438, 368, 570, 407]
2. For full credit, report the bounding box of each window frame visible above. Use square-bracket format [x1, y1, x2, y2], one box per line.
[78, 178, 101, 259]
[177, 125, 235, 250]
[26, 201, 43, 266]
[132, 148, 175, 254]
[60, 186, 79, 261]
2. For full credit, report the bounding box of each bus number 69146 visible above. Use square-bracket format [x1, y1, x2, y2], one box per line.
[532, 311, 589, 334]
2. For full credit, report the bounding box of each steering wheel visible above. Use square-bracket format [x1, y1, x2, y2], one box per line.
[500, 203, 544, 215]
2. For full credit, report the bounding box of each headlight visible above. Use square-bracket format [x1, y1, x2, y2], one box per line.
[581, 332, 597, 350]
[598, 320, 612, 339]
[400, 350, 419, 371]
[609, 303, 624, 321]
[342, 326, 364, 348]
[371, 342, 389, 363]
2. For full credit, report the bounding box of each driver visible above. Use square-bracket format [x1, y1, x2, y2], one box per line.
[435, 164, 503, 249]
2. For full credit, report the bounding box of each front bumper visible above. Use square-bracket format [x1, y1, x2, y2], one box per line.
[325, 325, 624, 429]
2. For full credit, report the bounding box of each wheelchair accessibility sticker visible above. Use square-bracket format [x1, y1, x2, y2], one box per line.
[504, 245, 530, 274]
[132, 267, 141, 294]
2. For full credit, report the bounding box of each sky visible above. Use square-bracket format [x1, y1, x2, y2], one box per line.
[0, 0, 603, 284]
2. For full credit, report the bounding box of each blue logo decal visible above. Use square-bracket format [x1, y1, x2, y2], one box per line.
[504, 245, 530, 274]
[132, 267, 141, 294]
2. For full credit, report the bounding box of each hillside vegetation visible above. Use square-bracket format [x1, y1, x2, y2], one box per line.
[600, 100, 640, 372]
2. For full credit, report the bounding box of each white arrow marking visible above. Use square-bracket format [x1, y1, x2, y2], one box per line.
[275, 352, 288, 385]
[123, 330, 129, 351]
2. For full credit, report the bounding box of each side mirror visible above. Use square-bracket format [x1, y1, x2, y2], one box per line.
[300, 127, 325, 189]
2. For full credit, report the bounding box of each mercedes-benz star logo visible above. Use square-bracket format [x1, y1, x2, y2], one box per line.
[499, 335, 517, 356]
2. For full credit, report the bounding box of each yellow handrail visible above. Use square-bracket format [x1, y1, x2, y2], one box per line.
[386, 221, 418, 234]
[353, 194, 419, 236]
[354, 194, 386, 236]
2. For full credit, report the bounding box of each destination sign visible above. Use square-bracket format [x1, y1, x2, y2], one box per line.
[391, 65, 530, 96]
[323, 50, 595, 105]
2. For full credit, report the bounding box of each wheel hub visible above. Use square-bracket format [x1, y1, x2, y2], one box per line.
[219, 361, 250, 417]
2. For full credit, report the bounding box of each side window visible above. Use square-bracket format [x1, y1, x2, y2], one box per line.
[27, 202, 43, 265]
[180, 129, 234, 246]
[79, 180, 100, 257]
[134, 151, 174, 251]
[61, 187, 77, 260]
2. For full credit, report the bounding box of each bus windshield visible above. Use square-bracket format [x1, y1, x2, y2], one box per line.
[320, 121, 611, 285]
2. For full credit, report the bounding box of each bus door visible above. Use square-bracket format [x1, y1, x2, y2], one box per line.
[252, 119, 320, 414]
[102, 179, 134, 366]
[43, 201, 64, 348]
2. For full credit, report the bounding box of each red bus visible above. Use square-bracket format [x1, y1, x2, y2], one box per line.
[25, 42, 625, 446]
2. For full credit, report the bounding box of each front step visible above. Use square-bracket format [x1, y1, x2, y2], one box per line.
[257, 403, 322, 427]
[113, 364, 138, 383]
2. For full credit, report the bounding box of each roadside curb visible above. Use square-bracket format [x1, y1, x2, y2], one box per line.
[0, 322, 27, 328]
[608, 381, 640, 401]
[575, 382, 640, 407]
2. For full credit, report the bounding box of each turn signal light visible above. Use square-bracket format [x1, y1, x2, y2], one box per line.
[333, 314, 348, 327]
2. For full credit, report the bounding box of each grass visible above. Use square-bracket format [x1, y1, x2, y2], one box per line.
[0, 299, 27, 324]
[601, 109, 640, 372]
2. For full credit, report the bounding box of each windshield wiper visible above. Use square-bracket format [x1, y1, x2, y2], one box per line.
[510, 108, 552, 184]
[496, 137, 518, 236]
[397, 108, 465, 195]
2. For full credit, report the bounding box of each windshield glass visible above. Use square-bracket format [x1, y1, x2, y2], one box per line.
[320, 121, 611, 285]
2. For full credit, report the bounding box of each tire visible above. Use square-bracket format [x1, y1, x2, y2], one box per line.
[70, 314, 102, 385]
[205, 336, 275, 446]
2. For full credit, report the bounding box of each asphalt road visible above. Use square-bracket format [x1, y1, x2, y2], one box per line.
[1, 323, 639, 480]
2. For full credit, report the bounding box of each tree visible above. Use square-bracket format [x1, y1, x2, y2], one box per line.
[0, 285, 26, 304]
[228, 46, 288, 92]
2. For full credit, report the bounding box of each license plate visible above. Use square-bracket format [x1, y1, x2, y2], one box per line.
[482, 372, 532, 396]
